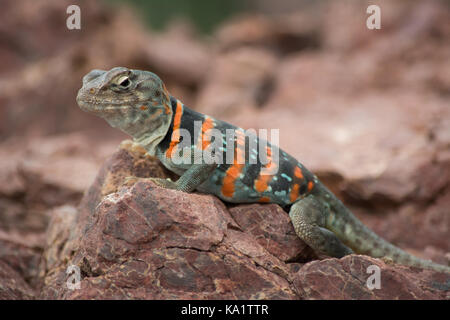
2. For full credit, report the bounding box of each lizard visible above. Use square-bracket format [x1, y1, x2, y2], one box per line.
[77, 66, 450, 273]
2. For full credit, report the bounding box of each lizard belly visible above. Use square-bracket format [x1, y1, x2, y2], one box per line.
[197, 150, 316, 207]
[196, 169, 268, 204]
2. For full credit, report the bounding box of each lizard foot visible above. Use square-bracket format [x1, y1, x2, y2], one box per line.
[146, 177, 177, 189]
[289, 195, 353, 258]
[123, 176, 177, 189]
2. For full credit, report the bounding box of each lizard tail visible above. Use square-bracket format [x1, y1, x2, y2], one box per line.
[317, 185, 450, 273]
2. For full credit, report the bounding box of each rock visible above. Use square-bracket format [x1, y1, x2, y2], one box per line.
[0, 0, 211, 141]
[356, 186, 450, 255]
[39, 143, 450, 300]
[141, 20, 211, 88]
[0, 230, 42, 292]
[0, 133, 118, 233]
[0, 260, 35, 300]
[195, 47, 278, 117]
[40, 142, 300, 299]
[0, 229, 41, 299]
[228, 204, 316, 262]
[215, 13, 320, 55]
[293, 255, 450, 300]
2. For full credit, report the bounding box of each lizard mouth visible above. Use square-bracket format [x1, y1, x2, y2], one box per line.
[78, 101, 131, 113]
[76, 92, 141, 112]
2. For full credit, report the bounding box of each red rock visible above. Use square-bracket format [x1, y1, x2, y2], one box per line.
[215, 13, 320, 54]
[40, 143, 299, 299]
[0, 0, 211, 141]
[0, 230, 42, 292]
[142, 20, 211, 88]
[0, 260, 35, 300]
[196, 47, 277, 117]
[228, 204, 316, 262]
[0, 133, 118, 233]
[39, 144, 450, 300]
[293, 255, 450, 300]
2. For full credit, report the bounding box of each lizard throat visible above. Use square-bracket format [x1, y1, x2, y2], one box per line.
[103, 103, 173, 156]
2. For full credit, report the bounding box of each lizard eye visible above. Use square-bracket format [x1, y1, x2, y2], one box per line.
[117, 75, 131, 88]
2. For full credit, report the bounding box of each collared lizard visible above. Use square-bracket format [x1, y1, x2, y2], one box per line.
[76, 67, 450, 273]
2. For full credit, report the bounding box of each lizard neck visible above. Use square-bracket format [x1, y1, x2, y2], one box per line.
[132, 124, 169, 157]
[104, 100, 174, 157]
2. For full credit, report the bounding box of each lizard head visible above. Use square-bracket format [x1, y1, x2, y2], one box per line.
[77, 67, 173, 148]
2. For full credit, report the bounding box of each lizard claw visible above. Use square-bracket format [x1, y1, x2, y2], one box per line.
[146, 177, 177, 189]
[123, 176, 177, 189]
[123, 175, 140, 187]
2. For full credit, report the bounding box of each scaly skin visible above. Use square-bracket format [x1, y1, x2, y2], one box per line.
[77, 67, 450, 273]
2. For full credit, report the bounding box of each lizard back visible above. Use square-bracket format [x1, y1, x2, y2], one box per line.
[156, 96, 317, 206]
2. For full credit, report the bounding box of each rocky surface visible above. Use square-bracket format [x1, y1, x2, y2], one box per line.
[38, 143, 449, 300]
[0, 260, 35, 299]
[0, 0, 209, 141]
[0, 230, 40, 299]
[39, 142, 299, 299]
[0, 133, 118, 234]
[293, 255, 450, 300]
[0, 0, 449, 299]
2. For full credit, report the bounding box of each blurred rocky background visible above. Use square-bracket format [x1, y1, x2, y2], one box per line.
[0, 0, 449, 299]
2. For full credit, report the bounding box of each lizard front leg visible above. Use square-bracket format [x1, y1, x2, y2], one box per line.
[289, 195, 353, 258]
[125, 163, 218, 192]
[172, 163, 218, 192]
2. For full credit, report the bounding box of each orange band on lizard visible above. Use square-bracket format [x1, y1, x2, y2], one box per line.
[254, 146, 276, 192]
[166, 100, 183, 158]
[222, 130, 246, 197]
[290, 183, 300, 202]
[294, 166, 304, 179]
[200, 117, 215, 150]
